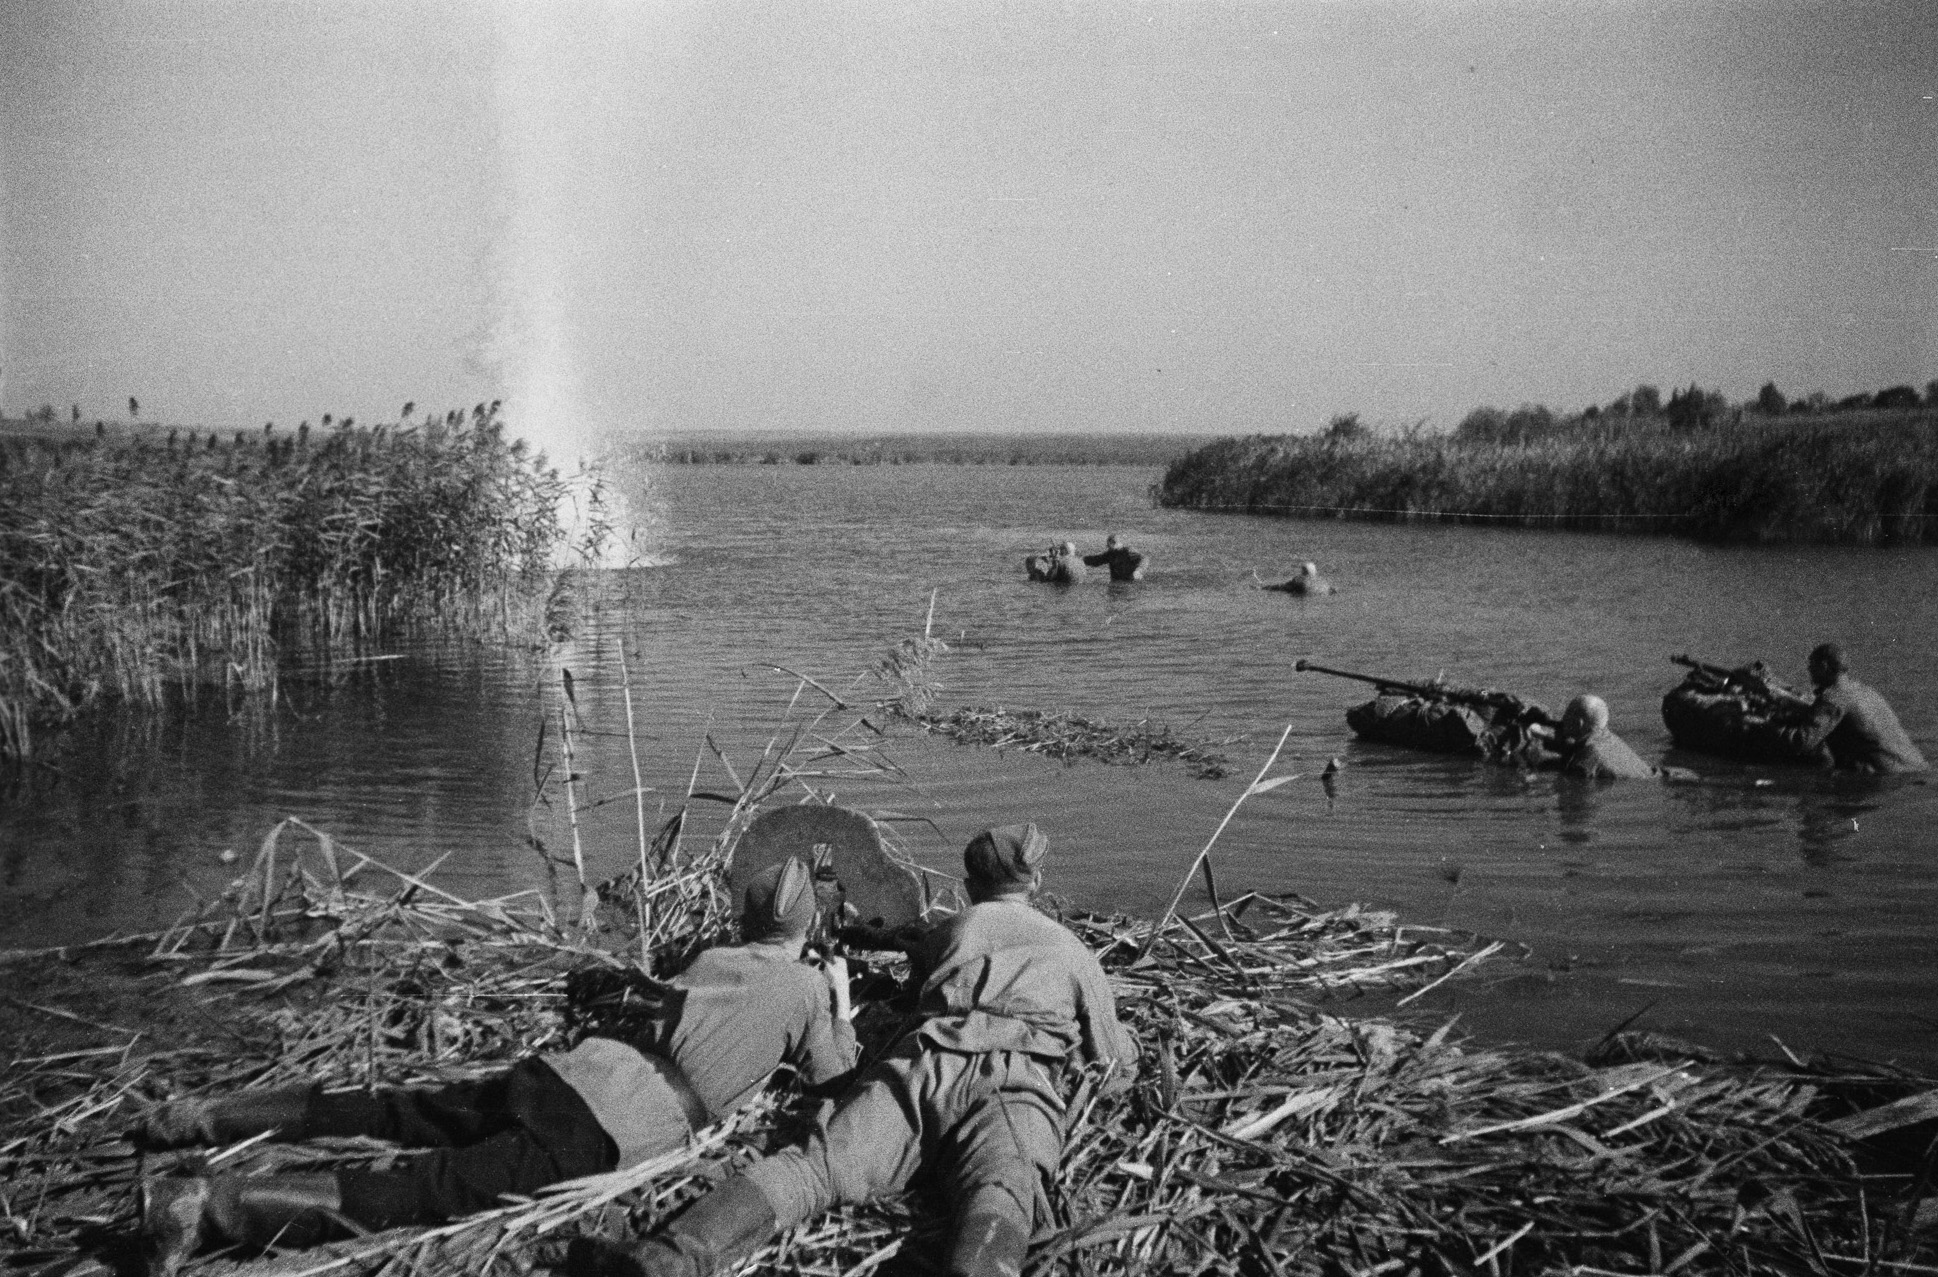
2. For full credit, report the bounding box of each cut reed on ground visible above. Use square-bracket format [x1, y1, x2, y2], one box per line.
[4, 837, 1931, 1277]
[0, 410, 605, 761]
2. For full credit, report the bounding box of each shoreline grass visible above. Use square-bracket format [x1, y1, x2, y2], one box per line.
[1157, 409, 1938, 545]
[0, 411, 602, 761]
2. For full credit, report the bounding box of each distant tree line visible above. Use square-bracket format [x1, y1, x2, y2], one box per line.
[1453, 378, 1938, 446]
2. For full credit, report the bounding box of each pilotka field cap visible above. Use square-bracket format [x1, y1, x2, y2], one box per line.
[743, 856, 816, 940]
[963, 823, 1048, 889]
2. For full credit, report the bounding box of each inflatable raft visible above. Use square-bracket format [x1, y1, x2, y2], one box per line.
[1658, 665, 1826, 766]
[1345, 694, 1498, 755]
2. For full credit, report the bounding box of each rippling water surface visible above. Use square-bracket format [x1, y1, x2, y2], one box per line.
[5, 461, 1936, 1067]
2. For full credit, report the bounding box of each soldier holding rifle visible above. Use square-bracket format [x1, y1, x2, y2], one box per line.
[1668, 646, 1926, 774]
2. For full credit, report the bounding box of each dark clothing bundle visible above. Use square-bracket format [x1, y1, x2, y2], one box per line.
[324, 1058, 616, 1228]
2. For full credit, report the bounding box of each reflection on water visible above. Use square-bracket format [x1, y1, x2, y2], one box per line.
[4, 461, 1937, 1068]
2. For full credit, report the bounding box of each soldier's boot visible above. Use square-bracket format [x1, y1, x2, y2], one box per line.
[140, 1173, 348, 1277]
[565, 1176, 778, 1277]
[946, 1208, 1031, 1277]
[129, 1085, 316, 1151]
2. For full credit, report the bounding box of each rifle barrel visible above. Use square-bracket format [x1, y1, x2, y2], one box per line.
[1294, 659, 1416, 694]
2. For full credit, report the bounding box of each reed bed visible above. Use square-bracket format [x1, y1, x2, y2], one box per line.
[1157, 410, 1938, 546]
[0, 412, 603, 760]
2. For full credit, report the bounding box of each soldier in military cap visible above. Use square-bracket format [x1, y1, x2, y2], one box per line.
[1770, 643, 1928, 774]
[570, 823, 1137, 1277]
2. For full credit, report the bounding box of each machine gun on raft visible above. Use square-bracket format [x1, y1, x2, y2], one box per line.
[1661, 654, 1824, 764]
[1295, 659, 1558, 763]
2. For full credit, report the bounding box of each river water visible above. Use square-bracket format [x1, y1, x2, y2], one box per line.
[5, 461, 1936, 1069]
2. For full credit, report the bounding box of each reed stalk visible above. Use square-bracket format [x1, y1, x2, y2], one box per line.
[555, 674, 597, 930]
[616, 640, 654, 960]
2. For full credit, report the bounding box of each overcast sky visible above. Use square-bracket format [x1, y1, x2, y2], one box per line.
[2, 0, 1933, 455]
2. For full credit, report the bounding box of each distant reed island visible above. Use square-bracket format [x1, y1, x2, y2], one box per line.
[0, 406, 600, 761]
[635, 431, 1201, 467]
[1159, 382, 1938, 546]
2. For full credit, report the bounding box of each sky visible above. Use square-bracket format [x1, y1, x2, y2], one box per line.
[2, 0, 1934, 457]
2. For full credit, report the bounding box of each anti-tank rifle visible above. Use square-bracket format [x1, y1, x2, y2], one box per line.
[1669, 654, 1812, 711]
[1294, 659, 1557, 726]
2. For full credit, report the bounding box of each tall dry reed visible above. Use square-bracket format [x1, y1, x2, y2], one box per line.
[0, 411, 606, 760]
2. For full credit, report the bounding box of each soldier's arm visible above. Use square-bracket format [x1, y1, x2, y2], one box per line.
[1075, 957, 1139, 1094]
[1772, 696, 1842, 753]
[788, 966, 861, 1095]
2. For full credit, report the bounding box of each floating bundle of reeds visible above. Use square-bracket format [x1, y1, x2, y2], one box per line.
[0, 413, 604, 760]
[914, 705, 1239, 779]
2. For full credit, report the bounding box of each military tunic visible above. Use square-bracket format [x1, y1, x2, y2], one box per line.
[1561, 726, 1657, 780]
[1775, 677, 1928, 774]
[743, 900, 1136, 1252]
[548, 941, 858, 1165]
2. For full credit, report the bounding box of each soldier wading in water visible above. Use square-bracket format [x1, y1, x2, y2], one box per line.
[133, 858, 857, 1276]
[569, 822, 1138, 1277]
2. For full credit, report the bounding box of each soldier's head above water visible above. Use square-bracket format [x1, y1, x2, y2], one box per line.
[963, 823, 1047, 902]
[1808, 642, 1849, 688]
[1562, 693, 1611, 740]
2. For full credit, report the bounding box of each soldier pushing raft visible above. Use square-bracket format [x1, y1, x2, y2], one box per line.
[1296, 660, 1558, 765]
[1664, 645, 1928, 774]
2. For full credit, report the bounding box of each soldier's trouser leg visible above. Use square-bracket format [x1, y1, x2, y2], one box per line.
[583, 1061, 933, 1277]
[129, 1085, 319, 1150]
[938, 1054, 1063, 1277]
[742, 1045, 935, 1230]
[329, 1058, 617, 1229]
